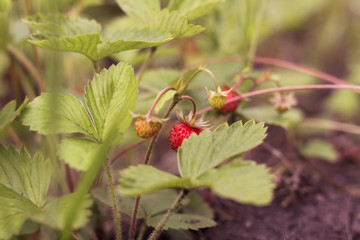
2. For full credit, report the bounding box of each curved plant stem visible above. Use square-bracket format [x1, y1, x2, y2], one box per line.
[200, 68, 218, 89]
[196, 84, 360, 115]
[136, 222, 147, 240]
[179, 67, 203, 92]
[137, 47, 157, 84]
[110, 139, 147, 164]
[232, 75, 257, 90]
[7, 45, 45, 92]
[147, 189, 189, 240]
[128, 97, 180, 240]
[147, 87, 176, 117]
[104, 159, 121, 240]
[6, 126, 22, 147]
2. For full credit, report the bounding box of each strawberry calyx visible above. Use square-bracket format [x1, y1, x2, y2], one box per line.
[206, 86, 233, 110]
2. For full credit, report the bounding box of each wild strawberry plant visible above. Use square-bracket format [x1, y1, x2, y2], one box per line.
[1, 0, 360, 240]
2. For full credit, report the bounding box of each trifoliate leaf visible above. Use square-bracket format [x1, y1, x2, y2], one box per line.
[30, 193, 93, 230]
[178, 120, 267, 178]
[198, 159, 275, 206]
[118, 165, 192, 196]
[84, 62, 137, 144]
[147, 213, 216, 230]
[21, 93, 98, 139]
[147, 9, 205, 38]
[169, 0, 225, 21]
[0, 145, 50, 239]
[298, 139, 338, 162]
[0, 97, 29, 130]
[58, 138, 100, 171]
[116, 0, 160, 21]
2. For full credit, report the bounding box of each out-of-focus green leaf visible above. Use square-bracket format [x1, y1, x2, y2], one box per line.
[0, 145, 50, 239]
[118, 165, 193, 196]
[84, 63, 137, 144]
[298, 139, 338, 162]
[30, 193, 93, 230]
[0, 97, 29, 130]
[198, 159, 275, 206]
[147, 9, 205, 38]
[116, 0, 160, 21]
[58, 138, 99, 171]
[154, 89, 177, 114]
[325, 89, 359, 119]
[169, 0, 225, 20]
[178, 120, 267, 178]
[147, 213, 216, 230]
[0, 0, 11, 13]
[240, 105, 303, 129]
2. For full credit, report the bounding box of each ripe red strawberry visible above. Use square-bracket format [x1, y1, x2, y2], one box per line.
[168, 111, 208, 151]
[168, 124, 202, 151]
[134, 117, 161, 138]
[217, 87, 240, 114]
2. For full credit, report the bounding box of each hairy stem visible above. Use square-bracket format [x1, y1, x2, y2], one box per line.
[147, 87, 176, 117]
[136, 222, 147, 240]
[137, 47, 157, 84]
[104, 159, 121, 240]
[147, 190, 189, 240]
[7, 45, 45, 92]
[128, 97, 180, 240]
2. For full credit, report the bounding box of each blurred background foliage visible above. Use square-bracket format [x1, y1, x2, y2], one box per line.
[1, 0, 360, 147]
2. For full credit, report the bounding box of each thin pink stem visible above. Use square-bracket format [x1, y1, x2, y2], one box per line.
[180, 96, 197, 118]
[197, 84, 360, 115]
[147, 87, 176, 117]
[184, 56, 350, 87]
[110, 139, 148, 164]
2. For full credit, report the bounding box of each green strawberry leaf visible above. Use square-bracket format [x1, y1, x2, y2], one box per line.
[169, 0, 225, 20]
[298, 139, 338, 162]
[30, 193, 93, 230]
[58, 138, 100, 171]
[178, 120, 267, 178]
[0, 145, 50, 207]
[147, 213, 216, 230]
[84, 62, 137, 144]
[118, 165, 193, 196]
[0, 145, 50, 239]
[21, 93, 98, 139]
[116, 0, 160, 21]
[0, 97, 29, 130]
[147, 9, 205, 38]
[26, 14, 102, 60]
[97, 27, 173, 60]
[154, 89, 177, 114]
[198, 159, 275, 206]
[26, 14, 174, 60]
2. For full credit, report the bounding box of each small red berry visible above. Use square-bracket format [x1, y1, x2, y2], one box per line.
[217, 87, 240, 114]
[134, 117, 161, 138]
[168, 124, 202, 151]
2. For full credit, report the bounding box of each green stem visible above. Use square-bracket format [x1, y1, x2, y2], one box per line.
[6, 126, 22, 147]
[147, 190, 189, 240]
[136, 222, 146, 240]
[200, 68, 218, 89]
[104, 159, 121, 240]
[137, 47, 157, 84]
[92, 60, 100, 73]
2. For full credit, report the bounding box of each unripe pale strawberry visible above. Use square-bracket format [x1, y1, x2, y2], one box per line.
[208, 95, 226, 110]
[134, 117, 162, 138]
